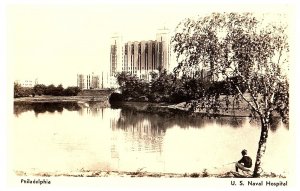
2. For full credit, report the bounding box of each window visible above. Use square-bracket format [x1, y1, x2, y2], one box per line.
[138, 43, 141, 54]
[145, 43, 148, 53]
[131, 44, 134, 54]
[125, 44, 128, 54]
[152, 43, 155, 52]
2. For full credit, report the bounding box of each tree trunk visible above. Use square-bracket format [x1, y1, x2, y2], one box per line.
[253, 118, 270, 177]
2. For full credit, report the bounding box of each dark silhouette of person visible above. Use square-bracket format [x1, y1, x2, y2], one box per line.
[235, 149, 252, 172]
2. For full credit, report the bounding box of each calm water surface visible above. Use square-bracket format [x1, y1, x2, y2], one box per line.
[11, 102, 290, 175]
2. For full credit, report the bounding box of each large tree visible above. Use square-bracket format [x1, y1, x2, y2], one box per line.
[172, 13, 289, 177]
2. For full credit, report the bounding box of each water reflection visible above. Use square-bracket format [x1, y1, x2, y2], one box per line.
[247, 116, 287, 132]
[14, 102, 81, 117]
[14, 101, 285, 131]
[12, 101, 289, 174]
[113, 110, 165, 153]
[77, 101, 108, 118]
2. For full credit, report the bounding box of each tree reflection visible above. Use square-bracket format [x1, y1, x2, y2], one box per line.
[14, 102, 81, 117]
[215, 117, 245, 128]
[112, 104, 285, 135]
[267, 117, 287, 132]
[115, 107, 247, 130]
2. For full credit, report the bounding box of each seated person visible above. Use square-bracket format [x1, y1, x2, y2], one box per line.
[235, 149, 252, 172]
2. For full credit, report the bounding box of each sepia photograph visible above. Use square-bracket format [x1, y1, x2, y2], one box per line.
[1, 0, 298, 190]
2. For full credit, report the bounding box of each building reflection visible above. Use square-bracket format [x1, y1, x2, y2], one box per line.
[77, 101, 109, 119]
[110, 109, 166, 154]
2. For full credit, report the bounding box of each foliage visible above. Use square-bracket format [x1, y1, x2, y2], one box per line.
[44, 84, 64, 96]
[116, 72, 149, 99]
[33, 84, 47, 96]
[172, 12, 289, 177]
[149, 70, 175, 102]
[116, 70, 244, 103]
[172, 12, 289, 119]
[63, 86, 81, 96]
[14, 83, 81, 97]
[190, 173, 200, 178]
[14, 83, 34, 98]
[202, 169, 209, 177]
[42, 84, 81, 96]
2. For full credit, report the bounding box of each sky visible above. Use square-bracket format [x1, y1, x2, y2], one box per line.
[7, 2, 292, 87]
[7, 4, 203, 87]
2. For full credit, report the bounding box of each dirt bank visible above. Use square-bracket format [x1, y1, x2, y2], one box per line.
[15, 169, 286, 178]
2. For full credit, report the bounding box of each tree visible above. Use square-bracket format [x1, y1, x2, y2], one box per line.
[116, 72, 149, 99]
[150, 70, 174, 101]
[44, 84, 56, 95]
[33, 84, 47, 96]
[55, 84, 64, 96]
[14, 83, 34, 98]
[63, 86, 81, 96]
[172, 13, 289, 177]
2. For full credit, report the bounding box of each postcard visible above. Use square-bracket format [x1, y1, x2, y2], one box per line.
[1, 0, 298, 190]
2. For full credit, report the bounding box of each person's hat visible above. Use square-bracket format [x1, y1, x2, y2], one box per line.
[242, 149, 247, 155]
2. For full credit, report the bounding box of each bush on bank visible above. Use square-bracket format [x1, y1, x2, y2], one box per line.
[14, 83, 81, 98]
[115, 71, 246, 104]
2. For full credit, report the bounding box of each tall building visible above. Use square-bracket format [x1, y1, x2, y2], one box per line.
[110, 33, 123, 76]
[110, 29, 171, 81]
[156, 27, 171, 72]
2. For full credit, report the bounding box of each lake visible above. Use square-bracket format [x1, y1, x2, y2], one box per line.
[10, 101, 290, 175]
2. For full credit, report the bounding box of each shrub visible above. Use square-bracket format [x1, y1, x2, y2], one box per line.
[190, 173, 200, 178]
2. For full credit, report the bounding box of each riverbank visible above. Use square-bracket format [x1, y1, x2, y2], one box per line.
[14, 95, 278, 118]
[15, 170, 286, 178]
[13, 96, 252, 117]
[111, 101, 252, 117]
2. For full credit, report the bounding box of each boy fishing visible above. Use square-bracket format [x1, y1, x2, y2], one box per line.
[235, 149, 252, 172]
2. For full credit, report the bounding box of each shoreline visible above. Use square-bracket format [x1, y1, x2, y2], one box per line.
[110, 101, 252, 117]
[14, 96, 252, 117]
[13, 96, 284, 119]
[15, 170, 287, 178]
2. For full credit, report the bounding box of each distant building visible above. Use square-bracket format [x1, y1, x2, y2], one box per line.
[110, 28, 171, 82]
[77, 73, 105, 89]
[15, 78, 38, 88]
[77, 74, 85, 90]
[86, 74, 91, 89]
[91, 73, 100, 89]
